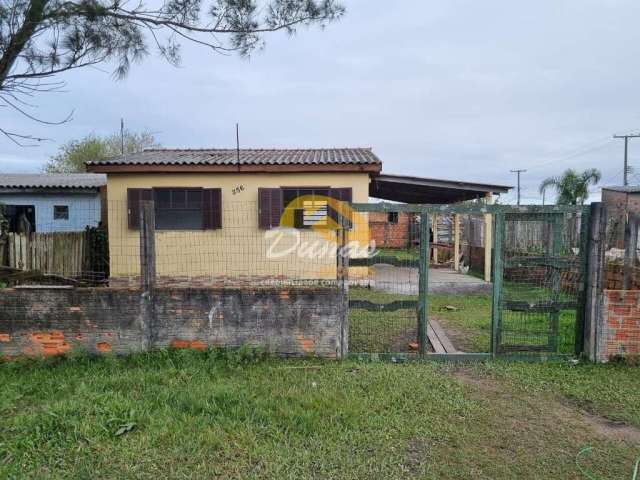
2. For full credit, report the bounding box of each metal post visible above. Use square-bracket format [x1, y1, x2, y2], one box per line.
[432, 213, 438, 264]
[484, 193, 494, 282]
[490, 212, 504, 357]
[453, 213, 460, 271]
[140, 200, 156, 292]
[575, 206, 591, 356]
[418, 211, 430, 356]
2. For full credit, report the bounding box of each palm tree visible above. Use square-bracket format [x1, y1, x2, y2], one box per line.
[539, 168, 602, 205]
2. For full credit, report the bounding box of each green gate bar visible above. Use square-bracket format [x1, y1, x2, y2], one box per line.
[490, 212, 504, 357]
[417, 211, 430, 356]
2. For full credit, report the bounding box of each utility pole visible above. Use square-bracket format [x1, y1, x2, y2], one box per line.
[510, 169, 526, 205]
[613, 133, 640, 186]
[120, 118, 125, 155]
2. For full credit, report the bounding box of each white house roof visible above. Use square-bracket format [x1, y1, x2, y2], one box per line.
[0, 173, 106, 189]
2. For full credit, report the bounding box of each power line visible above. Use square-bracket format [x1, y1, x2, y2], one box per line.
[510, 169, 527, 205]
[526, 137, 613, 172]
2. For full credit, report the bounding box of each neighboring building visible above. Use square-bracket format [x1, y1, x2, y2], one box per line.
[602, 186, 640, 215]
[87, 148, 380, 284]
[369, 211, 418, 249]
[0, 174, 106, 233]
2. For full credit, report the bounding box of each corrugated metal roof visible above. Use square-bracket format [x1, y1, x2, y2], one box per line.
[86, 148, 382, 166]
[0, 173, 106, 189]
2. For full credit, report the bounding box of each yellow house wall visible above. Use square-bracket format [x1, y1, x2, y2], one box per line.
[106, 172, 371, 280]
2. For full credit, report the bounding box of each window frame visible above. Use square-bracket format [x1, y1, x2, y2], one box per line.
[126, 187, 222, 231]
[153, 187, 205, 231]
[53, 205, 69, 221]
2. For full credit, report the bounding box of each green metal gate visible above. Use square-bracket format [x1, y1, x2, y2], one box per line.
[348, 203, 591, 360]
[491, 207, 590, 356]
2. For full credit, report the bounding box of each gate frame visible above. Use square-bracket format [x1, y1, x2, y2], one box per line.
[350, 202, 591, 360]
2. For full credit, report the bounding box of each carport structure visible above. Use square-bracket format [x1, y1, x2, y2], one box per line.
[369, 173, 512, 281]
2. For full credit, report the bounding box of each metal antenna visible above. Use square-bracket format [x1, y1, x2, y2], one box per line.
[236, 123, 240, 165]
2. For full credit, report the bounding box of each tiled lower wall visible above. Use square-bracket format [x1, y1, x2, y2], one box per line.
[0, 286, 346, 359]
[599, 290, 640, 361]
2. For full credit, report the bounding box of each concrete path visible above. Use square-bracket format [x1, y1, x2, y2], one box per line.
[369, 265, 491, 295]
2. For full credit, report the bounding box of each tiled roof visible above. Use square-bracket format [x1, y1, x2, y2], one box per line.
[0, 173, 106, 189]
[86, 148, 382, 167]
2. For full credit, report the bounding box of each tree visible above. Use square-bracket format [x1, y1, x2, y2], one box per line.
[539, 168, 602, 206]
[0, 0, 344, 145]
[44, 129, 159, 172]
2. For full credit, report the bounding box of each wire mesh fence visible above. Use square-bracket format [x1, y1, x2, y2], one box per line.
[0, 199, 361, 288]
[348, 209, 421, 354]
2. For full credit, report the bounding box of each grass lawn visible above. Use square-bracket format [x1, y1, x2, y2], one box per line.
[1, 351, 639, 479]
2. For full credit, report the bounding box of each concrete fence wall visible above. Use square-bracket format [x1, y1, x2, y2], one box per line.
[0, 286, 346, 359]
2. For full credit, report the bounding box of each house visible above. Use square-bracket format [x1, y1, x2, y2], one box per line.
[0, 174, 106, 233]
[86, 148, 380, 285]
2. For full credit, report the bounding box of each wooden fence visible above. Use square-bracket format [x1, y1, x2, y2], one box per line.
[2, 232, 88, 277]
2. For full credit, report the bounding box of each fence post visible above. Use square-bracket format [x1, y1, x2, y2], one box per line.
[453, 213, 460, 271]
[484, 193, 494, 282]
[548, 214, 563, 352]
[432, 213, 438, 264]
[336, 219, 349, 358]
[583, 202, 607, 361]
[623, 212, 639, 290]
[139, 201, 156, 291]
[490, 212, 504, 357]
[418, 210, 430, 356]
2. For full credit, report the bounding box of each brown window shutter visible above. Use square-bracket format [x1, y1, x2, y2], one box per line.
[127, 188, 152, 230]
[258, 188, 283, 229]
[329, 188, 353, 229]
[203, 188, 222, 229]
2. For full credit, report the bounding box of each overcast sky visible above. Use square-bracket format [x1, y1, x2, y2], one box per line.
[2, 0, 640, 203]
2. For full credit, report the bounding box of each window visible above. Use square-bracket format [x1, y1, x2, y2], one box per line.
[388, 212, 399, 224]
[53, 205, 69, 220]
[126, 188, 221, 230]
[154, 188, 203, 230]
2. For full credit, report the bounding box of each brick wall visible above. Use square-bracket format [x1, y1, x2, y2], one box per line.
[604, 264, 640, 290]
[0, 286, 345, 359]
[602, 189, 640, 215]
[599, 290, 640, 361]
[369, 212, 414, 249]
